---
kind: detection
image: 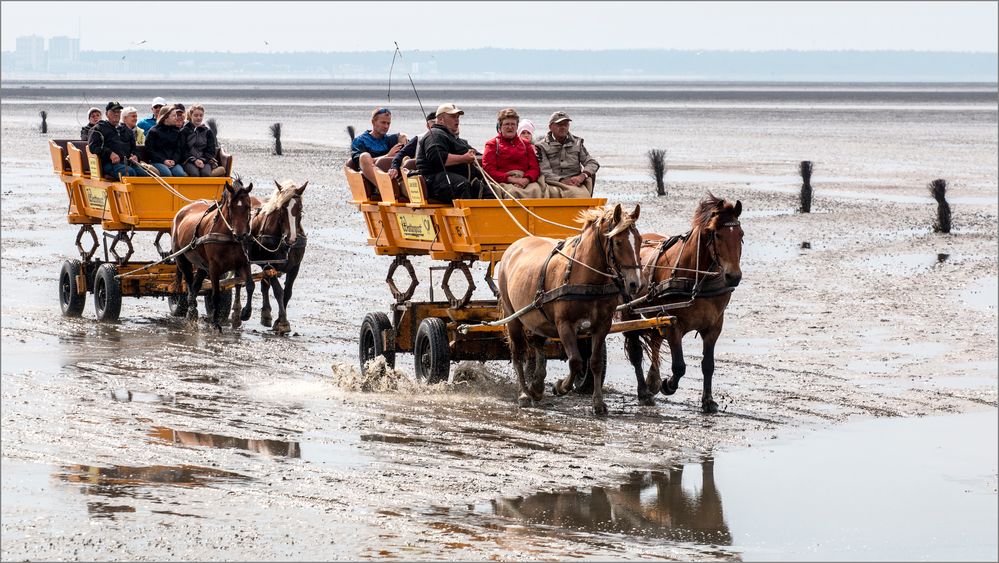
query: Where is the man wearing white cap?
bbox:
[137,96,167,133]
[415,103,489,203]
[536,110,600,198]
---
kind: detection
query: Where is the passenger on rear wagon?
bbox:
[144,105,187,177]
[482,108,543,199]
[179,104,226,177]
[87,101,147,178]
[536,111,600,198]
[121,107,145,145]
[80,107,101,140]
[138,97,167,133]
[351,107,407,186]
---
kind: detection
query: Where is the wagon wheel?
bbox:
[358,312,395,371]
[167,293,189,317]
[58,260,86,317]
[414,317,450,384]
[203,289,233,325]
[93,263,122,322]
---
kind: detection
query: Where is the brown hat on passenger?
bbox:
[157,105,174,124]
[549,111,571,124]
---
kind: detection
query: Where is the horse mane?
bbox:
[576,206,634,236]
[260,180,299,215]
[693,191,736,231]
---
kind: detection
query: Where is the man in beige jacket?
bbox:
[535,111,600,198]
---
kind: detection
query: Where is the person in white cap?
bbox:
[415,103,489,203]
[536,110,600,198]
[137,96,167,133]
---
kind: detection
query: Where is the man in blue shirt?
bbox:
[351,107,407,186]
[137,96,167,133]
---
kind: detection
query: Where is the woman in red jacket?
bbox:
[482,108,543,199]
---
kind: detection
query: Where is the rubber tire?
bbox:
[359,312,395,371]
[59,260,86,317]
[414,317,450,384]
[203,288,233,324]
[167,293,189,317]
[93,263,122,322]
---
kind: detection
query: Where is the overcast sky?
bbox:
[2,1,997,53]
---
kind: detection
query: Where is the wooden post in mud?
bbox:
[207,118,218,137]
[929,178,952,233]
[648,148,667,196]
[799,160,813,213]
[270,122,283,155]
[39,110,47,134]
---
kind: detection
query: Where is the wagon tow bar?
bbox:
[111,239,198,280]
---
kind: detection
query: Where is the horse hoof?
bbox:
[213,323,223,333]
[646,379,662,395]
[517,394,534,408]
[661,380,679,396]
[593,402,608,416]
[638,394,656,407]
[273,322,291,335]
[552,380,569,396]
[240,308,252,322]
[260,315,272,328]
[702,400,719,414]
[231,319,242,330]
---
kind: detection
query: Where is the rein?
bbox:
[644,219,741,301]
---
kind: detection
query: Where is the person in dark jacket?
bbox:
[389,111,435,180]
[178,104,225,177]
[144,105,187,177]
[416,103,489,203]
[87,101,146,178]
[80,107,101,140]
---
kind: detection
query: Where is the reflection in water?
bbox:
[149,427,300,458]
[800,241,811,249]
[487,459,732,545]
[58,463,249,519]
[937,253,950,263]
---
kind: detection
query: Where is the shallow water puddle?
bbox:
[149,426,301,457]
[417,410,997,560]
[959,275,999,312]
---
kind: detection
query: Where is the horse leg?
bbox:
[282,264,300,308]
[528,334,548,401]
[587,331,610,416]
[230,279,242,329]
[661,328,686,396]
[506,319,533,408]
[626,330,655,406]
[700,325,722,414]
[269,276,291,335]
[239,264,254,323]
[572,337,594,394]
[208,267,223,332]
[187,266,207,323]
[645,332,664,394]
[552,322,584,396]
[259,276,273,327]
[176,254,198,322]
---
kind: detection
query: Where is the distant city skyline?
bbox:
[1,1,997,54]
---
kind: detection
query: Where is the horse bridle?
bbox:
[250,194,305,253]
[599,222,643,298]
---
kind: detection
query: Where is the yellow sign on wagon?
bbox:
[396,213,436,242]
[405,177,424,205]
[83,185,108,210]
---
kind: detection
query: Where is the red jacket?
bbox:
[482,134,540,183]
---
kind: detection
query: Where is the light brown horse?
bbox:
[623,192,743,412]
[246,179,308,335]
[498,203,643,415]
[171,179,254,331]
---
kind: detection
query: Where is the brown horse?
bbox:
[246,179,308,335]
[498,203,643,415]
[623,192,743,412]
[171,179,254,331]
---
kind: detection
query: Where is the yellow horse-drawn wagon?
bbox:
[347,164,672,383]
[51,139,267,322]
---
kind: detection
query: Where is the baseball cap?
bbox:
[426,111,437,121]
[436,103,464,116]
[549,111,571,124]
[152,96,167,107]
[106,101,123,112]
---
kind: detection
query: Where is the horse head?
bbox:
[696,192,743,287]
[596,203,644,299]
[224,178,254,242]
[261,179,308,245]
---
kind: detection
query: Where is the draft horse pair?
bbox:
[170,178,307,333]
[499,193,743,415]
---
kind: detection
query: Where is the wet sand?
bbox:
[1,83,997,560]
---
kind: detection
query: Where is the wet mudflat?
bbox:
[2,81,997,560]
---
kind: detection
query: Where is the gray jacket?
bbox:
[536,132,599,183]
